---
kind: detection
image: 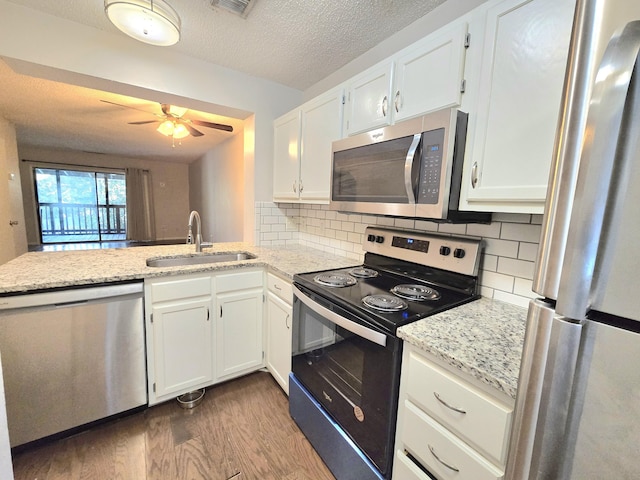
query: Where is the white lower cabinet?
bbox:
[145,274,215,405]
[215,270,264,380]
[393,345,514,480]
[265,272,293,394]
[145,269,265,406]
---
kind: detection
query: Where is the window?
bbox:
[34,168,127,243]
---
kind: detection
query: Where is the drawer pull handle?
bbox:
[428,445,460,472]
[274,284,281,290]
[433,392,467,414]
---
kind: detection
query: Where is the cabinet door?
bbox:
[273,109,301,201]
[150,298,214,401]
[299,88,344,203]
[216,288,264,379]
[266,291,292,394]
[460,0,575,213]
[345,62,394,136]
[394,21,468,122]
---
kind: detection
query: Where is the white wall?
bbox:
[19,146,190,244]
[0,0,303,241]
[0,116,27,264]
[189,128,245,242]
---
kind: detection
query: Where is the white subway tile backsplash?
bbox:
[483,238,519,258]
[518,242,538,261]
[466,222,501,239]
[513,278,536,299]
[437,223,467,235]
[493,290,531,309]
[480,270,515,291]
[259,202,542,308]
[497,257,535,280]
[501,222,542,243]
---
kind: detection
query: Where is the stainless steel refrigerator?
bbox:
[505,0,640,478]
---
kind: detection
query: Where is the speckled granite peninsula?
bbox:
[0,242,360,294]
[398,297,527,399]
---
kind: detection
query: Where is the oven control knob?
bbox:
[453,248,466,259]
[440,246,451,256]
[375,235,384,243]
[367,234,376,242]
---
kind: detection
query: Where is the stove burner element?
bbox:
[349,267,379,278]
[391,284,441,301]
[313,273,357,287]
[362,294,408,312]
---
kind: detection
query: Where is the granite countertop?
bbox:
[398,297,527,400]
[0,243,526,400]
[0,243,360,294]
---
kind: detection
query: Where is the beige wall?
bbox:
[19,146,190,245]
[0,116,27,264]
[189,128,245,242]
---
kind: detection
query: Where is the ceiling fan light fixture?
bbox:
[156,119,175,136]
[157,120,189,139]
[172,123,190,139]
[104,0,181,46]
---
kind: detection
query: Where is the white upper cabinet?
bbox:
[459,0,576,213]
[273,109,301,202]
[344,18,470,136]
[299,89,344,202]
[273,88,343,204]
[344,62,394,135]
[393,21,469,123]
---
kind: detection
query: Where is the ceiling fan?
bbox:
[100,100,234,138]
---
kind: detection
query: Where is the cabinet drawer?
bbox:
[149,275,212,303]
[215,269,263,293]
[402,401,504,480]
[267,272,292,304]
[405,350,512,465]
[394,449,433,480]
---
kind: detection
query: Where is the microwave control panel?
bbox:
[417,127,445,205]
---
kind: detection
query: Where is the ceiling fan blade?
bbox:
[100,99,162,117]
[190,119,234,132]
[180,121,204,137]
[128,120,160,125]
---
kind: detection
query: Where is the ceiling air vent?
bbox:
[210,0,256,18]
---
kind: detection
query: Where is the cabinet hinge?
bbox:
[460,79,466,93]
[153,383,156,393]
[464,32,471,48]
[150,313,153,324]
[263,294,265,303]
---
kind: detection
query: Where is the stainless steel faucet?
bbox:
[187,210,203,252]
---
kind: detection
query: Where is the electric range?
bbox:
[289,227,483,480]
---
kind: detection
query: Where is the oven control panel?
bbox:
[363,227,482,276]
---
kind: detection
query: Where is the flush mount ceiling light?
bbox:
[104,0,181,46]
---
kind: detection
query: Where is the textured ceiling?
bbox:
[0,0,448,162]
[5,0,447,90]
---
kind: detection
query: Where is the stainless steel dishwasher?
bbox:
[0,282,147,447]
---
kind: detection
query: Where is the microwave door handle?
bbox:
[293,285,387,347]
[404,134,421,204]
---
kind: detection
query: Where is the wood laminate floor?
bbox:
[11,372,335,480]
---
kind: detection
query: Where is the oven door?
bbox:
[291,284,402,477]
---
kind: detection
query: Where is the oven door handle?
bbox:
[293,285,388,347]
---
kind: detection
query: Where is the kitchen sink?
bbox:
[146,252,256,267]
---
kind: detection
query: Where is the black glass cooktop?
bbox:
[294,254,479,333]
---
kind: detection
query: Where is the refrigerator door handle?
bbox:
[556,21,640,318]
[505,299,583,479]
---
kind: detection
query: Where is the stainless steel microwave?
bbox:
[330,108,490,223]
